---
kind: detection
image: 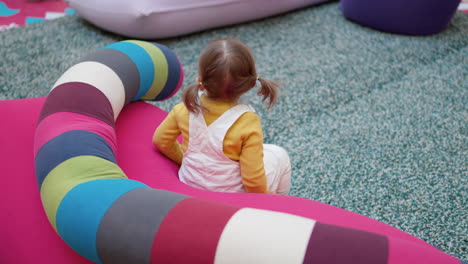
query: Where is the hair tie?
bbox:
[198,81,203,86]
[256,76,260,81]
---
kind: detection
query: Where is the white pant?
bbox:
[263,144,291,195]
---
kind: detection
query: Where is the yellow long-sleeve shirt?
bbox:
[152,94,268,193]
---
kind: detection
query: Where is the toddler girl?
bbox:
[153,38,291,194]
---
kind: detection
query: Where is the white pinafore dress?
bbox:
[179,104,291,194]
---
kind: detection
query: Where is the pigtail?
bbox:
[257,77,279,109]
[182,84,202,113]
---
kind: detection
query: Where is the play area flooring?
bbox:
[0,0,467,31]
[0,0,73,31]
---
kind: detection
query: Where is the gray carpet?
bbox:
[0,2,467,260]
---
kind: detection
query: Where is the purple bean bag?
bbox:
[340,0,461,35]
[67,0,330,39]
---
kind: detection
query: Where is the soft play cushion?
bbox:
[1,98,462,264]
[339,0,461,35]
[67,0,330,39]
[0,41,462,264]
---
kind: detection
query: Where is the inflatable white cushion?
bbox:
[68,0,329,39]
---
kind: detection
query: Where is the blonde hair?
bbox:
[183,38,279,113]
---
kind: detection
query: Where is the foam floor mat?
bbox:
[0,0,73,31]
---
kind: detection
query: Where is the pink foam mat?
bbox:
[0,0,71,30]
